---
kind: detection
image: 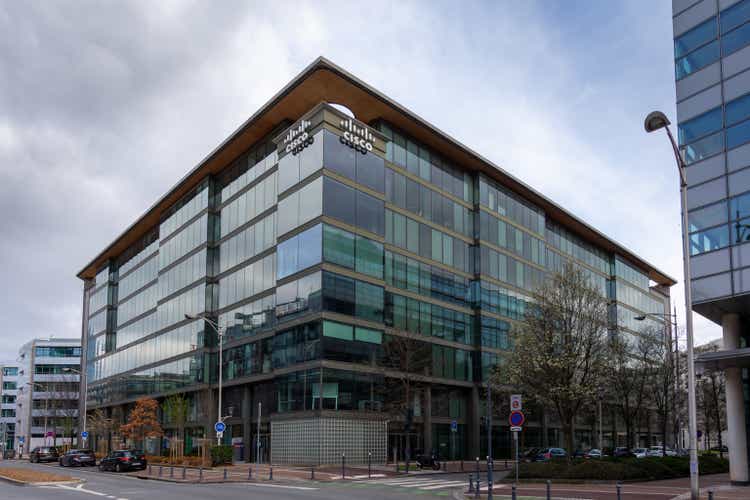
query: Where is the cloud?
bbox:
[0,0,719,363]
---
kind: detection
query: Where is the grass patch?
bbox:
[514,455,728,481]
[0,467,74,483]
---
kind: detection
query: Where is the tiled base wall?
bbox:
[271,417,387,465]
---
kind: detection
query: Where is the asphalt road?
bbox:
[0,461,464,500]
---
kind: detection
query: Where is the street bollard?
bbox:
[368,451,372,478]
[149,464,152,475]
[248,466,252,480]
[468,474,474,493]
[475,456,480,479]
[511,484,517,500]
[474,477,480,499]
[269,466,273,480]
[311,466,315,480]
[223,467,227,480]
[341,453,345,479]
[199,466,203,482]
[616,482,622,500]
[170,466,174,478]
[546,480,551,500]
[159,465,163,477]
[182,466,186,480]
[708,490,714,500]
[461,459,464,472]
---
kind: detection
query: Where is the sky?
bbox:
[0,0,719,362]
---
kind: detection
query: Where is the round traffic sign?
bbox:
[214,421,226,433]
[81,431,89,439]
[509,410,525,427]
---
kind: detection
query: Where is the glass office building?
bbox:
[673,0,750,484]
[78,58,673,464]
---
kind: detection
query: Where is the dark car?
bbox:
[98,449,147,472]
[415,452,441,470]
[59,449,96,467]
[535,448,567,461]
[29,446,60,463]
[613,447,636,458]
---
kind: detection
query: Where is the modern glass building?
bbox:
[77,57,674,464]
[672,0,750,484]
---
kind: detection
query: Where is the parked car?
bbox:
[585,448,605,458]
[98,449,147,472]
[59,449,96,467]
[535,448,567,461]
[710,445,728,453]
[571,449,588,459]
[647,446,677,457]
[415,452,441,470]
[612,447,635,458]
[520,448,542,462]
[633,448,649,458]
[29,446,60,463]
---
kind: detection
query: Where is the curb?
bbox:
[0,474,84,487]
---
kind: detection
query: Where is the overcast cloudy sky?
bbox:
[0,0,715,362]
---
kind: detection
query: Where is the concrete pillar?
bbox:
[468,386,480,459]
[423,387,432,455]
[722,313,749,484]
[242,385,252,462]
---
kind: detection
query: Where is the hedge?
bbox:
[210,445,233,466]
[515,455,728,481]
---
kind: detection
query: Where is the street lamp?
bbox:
[185,313,225,446]
[644,110,700,500]
[61,367,85,444]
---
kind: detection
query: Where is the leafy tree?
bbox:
[120,398,163,450]
[503,263,611,456]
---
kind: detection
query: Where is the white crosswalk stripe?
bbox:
[361,476,467,490]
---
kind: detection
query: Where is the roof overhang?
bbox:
[696,347,750,371]
[77,56,677,286]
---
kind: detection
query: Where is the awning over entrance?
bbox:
[695,347,750,372]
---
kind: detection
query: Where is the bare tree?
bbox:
[647,332,674,456]
[163,393,190,461]
[504,264,611,456]
[87,409,115,455]
[696,344,726,457]
[379,332,431,466]
[608,333,658,450]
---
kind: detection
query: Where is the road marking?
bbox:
[55,484,109,496]
[419,481,471,490]
[242,483,318,490]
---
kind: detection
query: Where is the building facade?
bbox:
[78,58,674,464]
[15,339,81,452]
[672,0,750,484]
[0,362,20,454]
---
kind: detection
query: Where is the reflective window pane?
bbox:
[678,107,722,145]
[675,40,720,79]
[690,225,729,255]
[675,17,717,58]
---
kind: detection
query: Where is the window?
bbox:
[727,119,750,149]
[355,147,385,193]
[323,224,355,268]
[675,17,717,58]
[34,346,81,358]
[323,320,353,340]
[689,201,728,233]
[721,0,750,34]
[355,235,384,278]
[322,272,355,316]
[2,382,17,390]
[356,191,385,236]
[1,395,15,404]
[323,177,356,226]
[276,224,322,280]
[675,40,720,80]
[277,177,322,237]
[682,130,724,164]
[678,107,722,145]
[731,191,750,221]
[690,226,730,255]
[355,280,384,323]
[722,21,750,56]
[2,367,18,376]
[324,130,356,180]
[726,93,750,127]
[1,409,15,418]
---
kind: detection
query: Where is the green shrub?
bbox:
[515,455,728,482]
[210,445,233,466]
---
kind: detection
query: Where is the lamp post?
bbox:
[644,110,700,500]
[62,367,85,445]
[185,313,225,446]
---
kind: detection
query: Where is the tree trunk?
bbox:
[562,421,574,460]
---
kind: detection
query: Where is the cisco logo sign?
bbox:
[283,119,313,155]
[339,118,374,154]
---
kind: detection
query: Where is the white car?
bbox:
[633,448,649,458]
[647,446,677,457]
